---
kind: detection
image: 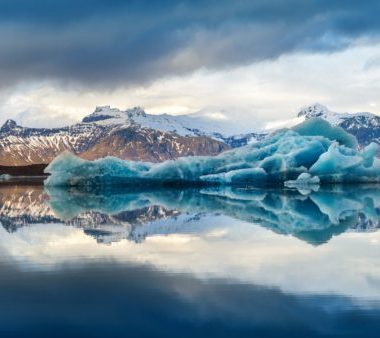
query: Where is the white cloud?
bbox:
[1,42,380,129]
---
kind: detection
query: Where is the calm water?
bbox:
[0,181,380,337]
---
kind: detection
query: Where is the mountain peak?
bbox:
[82,106,146,123]
[82,106,122,123]
[297,103,330,118]
[126,106,146,118]
[1,119,18,131]
[93,105,121,114]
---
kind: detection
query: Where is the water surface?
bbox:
[0,182,380,337]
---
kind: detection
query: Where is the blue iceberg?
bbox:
[44,118,380,187]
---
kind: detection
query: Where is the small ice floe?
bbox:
[284,173,320,194]
[285,173,320,187]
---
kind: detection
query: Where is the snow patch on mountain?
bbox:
[81,105,262,144]
[297,103,379,126]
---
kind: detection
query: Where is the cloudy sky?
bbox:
[1,0,380,127]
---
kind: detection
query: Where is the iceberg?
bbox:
[44,118,380,187]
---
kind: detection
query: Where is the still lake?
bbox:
[0,180,379,337]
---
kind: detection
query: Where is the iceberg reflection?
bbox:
[42,185,380,245]
[0,183,380,303]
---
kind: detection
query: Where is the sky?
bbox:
[1,0,380,128]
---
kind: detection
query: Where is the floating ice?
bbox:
[284,173,320,190]
[44,118,380,187]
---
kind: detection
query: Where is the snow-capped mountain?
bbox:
[82,105,264,145]
[297,103,380,147]
[0,106,230,166]
[0,103,379,167]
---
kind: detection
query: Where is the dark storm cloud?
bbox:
[0,0,380,88]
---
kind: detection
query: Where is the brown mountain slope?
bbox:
[0,121,229,168]
[80,127,228,162]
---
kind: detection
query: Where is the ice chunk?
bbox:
[200,168,267,185]
[284,173,320,188]
[362,142,380,167]
[44,118,380,187]
[45,151,152,187]
[309,143,362,174]
[292,118,358,148]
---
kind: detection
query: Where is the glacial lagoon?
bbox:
[0,181,380,337]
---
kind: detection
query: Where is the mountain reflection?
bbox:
[1,183,379,245]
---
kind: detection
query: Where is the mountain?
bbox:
[82,106,265,146]
[82,104,380,149]
[297,103,380,147]
[1,103,379,168]
[0,106,230,166]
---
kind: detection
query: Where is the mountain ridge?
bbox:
[0,108,230,166]
[0,103,380,168]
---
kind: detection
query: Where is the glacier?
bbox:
[44,118,380,187]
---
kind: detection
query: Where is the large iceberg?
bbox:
[44,118,380,187]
